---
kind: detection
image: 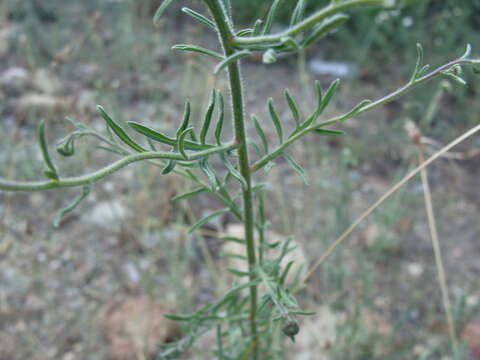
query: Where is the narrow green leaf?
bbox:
[215,92,225,145]
[283,153,309,185]
[176,100,191,138]
[253,115,269,154]
[97,106,147,153]
[318,78,340,114]
[337,99,372,121]
[153,0,175,25]
[128,121,210,151]
[227,268,251,277]
[178,127,194,159]
[164,313,197,321]
[314,128,345,136]
[291,310,316,316]
[200,90,216,145]
[268,98,283,143]
[253,19,263,36]
[220,154,247,189]
[263,0,283,35]
[199,158,218,191]
[301,13,350,49]
[189,208,229,233]
[279,260,294,285]
[162,159,177,174]
[181,7,215,30]
[172,44,224,59]
[53,185,91,228]
[411,42,424,81]
[222,236,245,244]
[236,28,253,36]
[290,0,306,26]
[214,50,252,74]
[284,89,300,126]
[37,119,58,180]
[172,187,206,201]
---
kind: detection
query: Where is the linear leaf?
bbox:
[253,115,269,153]
[318,78,340,114]
[290,0,306,26]
[189,207,229,233]
[97,106,147,153]
[181,7,215,30]
[301,13,350,49]
[176,100,191,138]
[314,128,345,136]
[222,236,246,244]
[178,127,194,159]
[220,154,247,189]
[253,19,263,36]
[199,158,218,191]
[200,90,216,145]
[283,153,309,185]
[153,0,175,25]
[279,260,294,285]
[37,119,58,180]
[262,0,283,35]
[236,28,253,36]
[284,89,300,126]
[172,44,224,59]
[53,185,91,228]
[128,121,211,151]
[162,159,177,174]
[215,92,225,145]
[214,50,252,74]
[268,98,283,143]
[227,268,251,277]
[172,187,207,201]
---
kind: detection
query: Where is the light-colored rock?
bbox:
[32,68,63,94]
[16,93,72,120]
[103,296,179,360]
[83,200,127,228]
[0,67,30,94]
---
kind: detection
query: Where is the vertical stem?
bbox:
[203,0,258,357]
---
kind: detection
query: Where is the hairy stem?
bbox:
[0,142,238,192]
[203,0,259,357]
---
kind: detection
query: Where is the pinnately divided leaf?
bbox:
[97,106,147,153]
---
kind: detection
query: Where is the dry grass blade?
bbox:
[414,127,460,359]
[299,123,480,289]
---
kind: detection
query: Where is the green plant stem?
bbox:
[0,141,238,192]
[250,57,479,172]
[233,0,386,48]
[203,0,258,357]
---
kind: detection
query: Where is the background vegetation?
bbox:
[1,0,479,359]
